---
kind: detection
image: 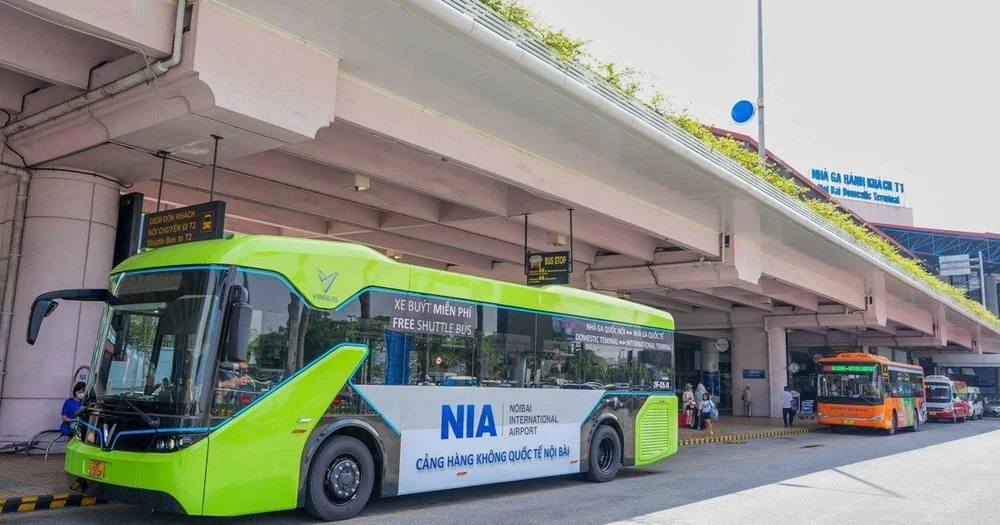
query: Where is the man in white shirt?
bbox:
[780,386,795,427]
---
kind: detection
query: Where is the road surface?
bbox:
[3,420,996,524]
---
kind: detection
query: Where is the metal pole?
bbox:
[209,134,222,202]
[155,152,167,212]
[979,251,987,305]
[523,214,529,276]
[756,0,766,165]
[568,208,574,274]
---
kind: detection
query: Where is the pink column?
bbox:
[0,170,118,441]
[732,326,770,418]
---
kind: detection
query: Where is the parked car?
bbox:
[966,386,985,420]
[983,397,1000,418]
[442,376,477,387]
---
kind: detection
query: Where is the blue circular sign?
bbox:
[731,100,755,124]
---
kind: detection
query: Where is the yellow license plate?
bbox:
[928,411,938,416]
[87,459,106,479]
[842,420,855,425]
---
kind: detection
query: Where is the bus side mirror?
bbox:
[26,300,58,345]
[224,301,252,362]
[26,289,120,345]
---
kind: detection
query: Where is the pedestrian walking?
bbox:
[781,386,795,427]
[741,384,752,417]
[698,393,715,436]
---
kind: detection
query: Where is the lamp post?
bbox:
[756,0,766,165]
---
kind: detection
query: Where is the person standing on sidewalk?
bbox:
[698,393,715,436]
[780,386,795,427]
[682,384,696,429]
[742,384,752,417]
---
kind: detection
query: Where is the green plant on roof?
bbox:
[480,0,1000,329]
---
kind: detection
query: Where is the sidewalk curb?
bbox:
[0,494,106,514]
[679,426,828,447]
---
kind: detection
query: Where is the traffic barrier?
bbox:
[679,425,827,447]
[0,493,105,514]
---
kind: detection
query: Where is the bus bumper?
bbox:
[68,474,186,514]
[64,439,207,515]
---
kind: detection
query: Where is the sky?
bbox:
[523,0,1000,232]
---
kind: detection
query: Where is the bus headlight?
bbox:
[816,411,828,418]
[871,414,885,421]
[152,433,202,453]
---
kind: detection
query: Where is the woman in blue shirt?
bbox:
[60,382,86,436]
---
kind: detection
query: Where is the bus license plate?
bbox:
[87,460,105,479]
[842,420,854,425]
[928,411,938,416]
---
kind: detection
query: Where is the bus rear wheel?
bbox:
[909,409,919,432]
[305,435,375,522]
[584,425,621,483]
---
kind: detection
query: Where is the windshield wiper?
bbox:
[122,398,161,429]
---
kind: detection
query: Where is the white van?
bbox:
[967,386,985,420]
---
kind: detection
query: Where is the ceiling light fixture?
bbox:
[344,173,370,192]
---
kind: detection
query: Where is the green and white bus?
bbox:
[27,235,677,520]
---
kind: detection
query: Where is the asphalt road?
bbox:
[4,419,998,524]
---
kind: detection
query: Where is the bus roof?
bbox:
[818,353,921,369]
[113,235,674,330]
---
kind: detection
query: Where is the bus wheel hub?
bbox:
[326,458,361,502]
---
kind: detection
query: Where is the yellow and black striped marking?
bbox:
[679,426,827,447]
[0,494,104,514]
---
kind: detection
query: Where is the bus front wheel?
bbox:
[584,425,621,483]
[885,411,897,436]
[305,435,375,522]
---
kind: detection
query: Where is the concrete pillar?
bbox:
[767,327,788,419]
[986,275,998,317]
[0,170,118,441]
[732,326,768,417]
[700,340,719,402]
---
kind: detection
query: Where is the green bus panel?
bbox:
[201,344,368,516]
[113,236,674,330]
[634,395,678,466]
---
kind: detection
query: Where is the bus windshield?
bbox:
[90,269,225,420]
[925,384,952,403]
[816,362,883,402]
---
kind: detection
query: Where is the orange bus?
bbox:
[815,353,925,435]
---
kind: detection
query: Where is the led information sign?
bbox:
[143,201,226,249]
[526,251,570,286]
[822,364,877,374]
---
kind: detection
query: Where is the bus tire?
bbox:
[909,409,919,432]
[584,425,621,483]
[305,435,375,522]
[885,411,897,436]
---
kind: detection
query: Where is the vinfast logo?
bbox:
[317,269,338,293]
[101,423,117,450]
[313,269,339,303]
[441,404,497,439]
